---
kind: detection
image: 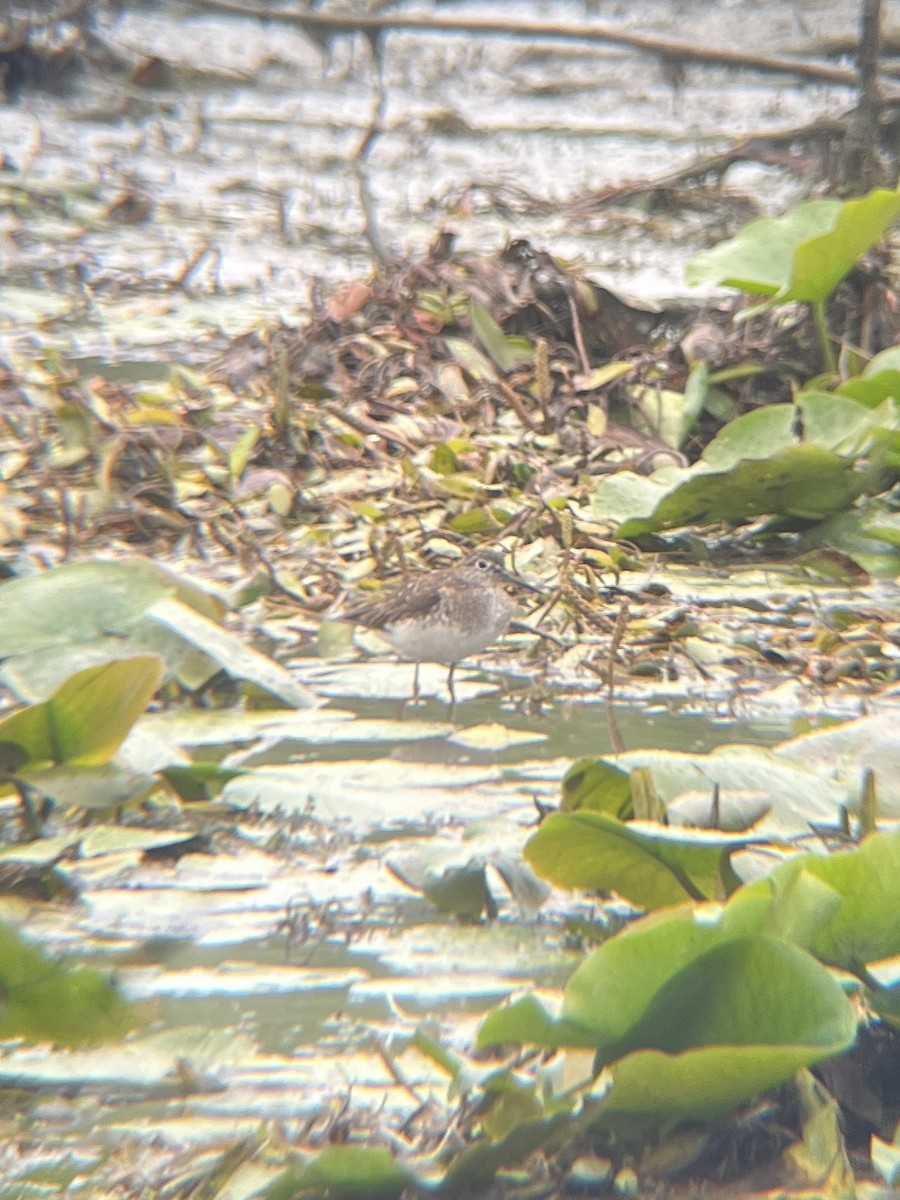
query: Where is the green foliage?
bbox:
[737,832,900,972]
[470,305,534,372]
[0,558,313,708]
[0,922,133,1047]
[619,187,900,547]
[685,187,900,303]
[0,656,164,767]
[0,655,163,822]
[265,1146,415,1200]
[592,394,900,552]
[525,811,745,908]
[561,758,633,817]
[478,838,872,1129]
[838,345,900,408]
[478,751,900,1150]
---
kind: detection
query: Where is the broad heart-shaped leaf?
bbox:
[480,920,854,1131]
[478,993,602,1051]
[611,745,846,835]
[563,920,853,1063]
[783,187,900,304]
[266,1146,416,1200]
[561,899,821,1052]
[598,938,855,1128]
[603,1043,847,1129]
[0,557,225,660]
[0,922,134,1047]
[777,711,900,818]
[593,394,900,535]
[685,198,841,295]
[0,655,164,766]
[561,758,633,817]
[0,559,311,705]
[605,936,853,1061]
[593,449,874,537]
[524,811,748,910]
[740,830,900,974]
[696,402,796,468]
[0,559,171,658]
[685,187,900,303]
[797,394,900,458]
[702,395,900,468]
[838,346,900,408]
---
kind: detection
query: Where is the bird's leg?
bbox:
[396,662,420,721]
[447,663,457,723]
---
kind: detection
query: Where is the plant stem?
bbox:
[813,301,836,375]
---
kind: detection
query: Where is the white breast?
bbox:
[384,596,514,664]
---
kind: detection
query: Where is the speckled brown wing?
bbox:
[342,570,449,631]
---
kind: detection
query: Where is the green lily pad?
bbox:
[0,559,312,706]
[0,655,164,767]
[146,598,316,709]
[0,921,134,1047]
[602,935,852,1061]
[594,449,861,537]
[597,936,855,1126]
[746,831,900,972]
[524,811,747,909]
[686,198,841,296]
[838,346,900,408]
[481,905,855,1131]
[0,560,171,659]
[613,744,847,834]
[784,188,900,304]
[777,712,900,817]
[0,558,225,661]
[266,1146,416,1200]
[685,187,900,304]
[561,758,633,818]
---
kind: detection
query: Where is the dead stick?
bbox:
[197,0,865,87]
[323,400,417,452]
[606,600,629,755]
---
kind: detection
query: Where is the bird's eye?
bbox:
[476,558,489,569]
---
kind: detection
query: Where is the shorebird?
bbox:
[343,549,541,717]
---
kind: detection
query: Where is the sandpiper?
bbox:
[343,549,541,716]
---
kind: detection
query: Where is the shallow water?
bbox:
[1,0,864,359]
